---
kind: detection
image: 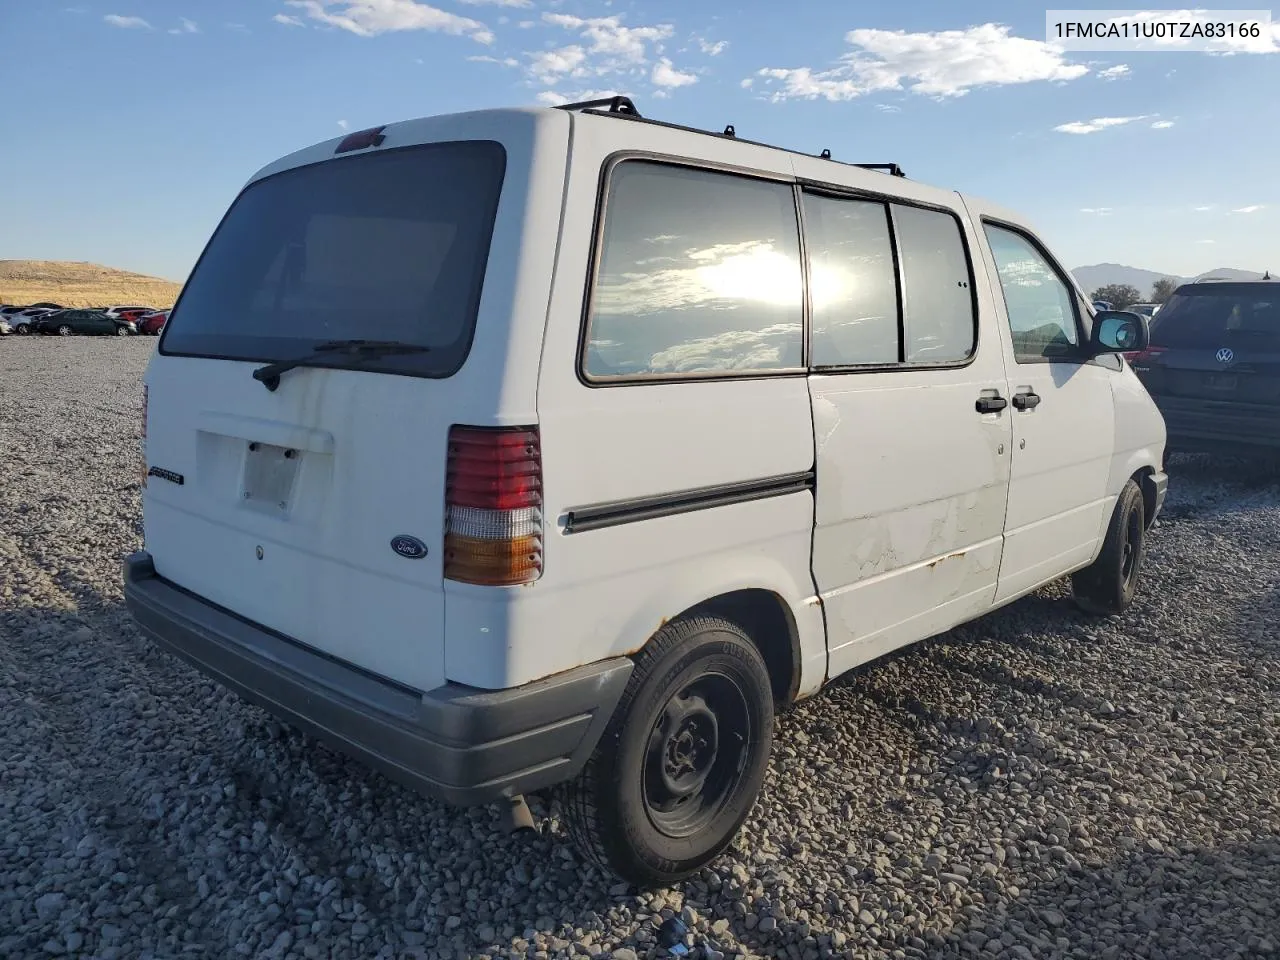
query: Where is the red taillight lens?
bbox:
[444,426,543,586]
[140,384,149,488]
[1124,346,1167,366]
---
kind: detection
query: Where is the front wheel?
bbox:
[1072,478,1147,615]
[558,616,774,887]
[116,325,130,336]
[15,324,30,335]
[57,325,74,336]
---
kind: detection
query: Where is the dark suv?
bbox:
[1129,280,1280,460]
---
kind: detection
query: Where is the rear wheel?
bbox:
[15,324,30,335]
[57,324,74,337]
[116,325,130,336]
[1072,478,1147,616]
[558,616,774,887]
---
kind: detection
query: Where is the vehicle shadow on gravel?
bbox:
[930,833,1280,959]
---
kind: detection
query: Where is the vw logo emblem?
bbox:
[1215,347,1234,364]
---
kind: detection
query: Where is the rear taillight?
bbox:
[140,384,148,488]
[444,425,543,586]
[1124,346,1167,367]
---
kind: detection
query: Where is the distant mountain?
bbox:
[1071,262,1270,298]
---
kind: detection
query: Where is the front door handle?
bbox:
[1012,391,1041,410]
[975,395,1008,414]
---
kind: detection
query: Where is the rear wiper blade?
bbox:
[252,339,431,391]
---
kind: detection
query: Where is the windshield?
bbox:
[1151,286,1280,349]
[160,139,507,378]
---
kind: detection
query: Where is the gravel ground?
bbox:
[2,336,1278,960]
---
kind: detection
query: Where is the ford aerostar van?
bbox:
[124,97,1167,887]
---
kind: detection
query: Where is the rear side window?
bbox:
[803,194,899,366]
[1151,288,1280,349]
[583,161,803,380]
[892,204,976,363]
[162,140,506,377]
[801,193,975,368]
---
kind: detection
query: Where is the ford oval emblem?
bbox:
[390,535,428,559]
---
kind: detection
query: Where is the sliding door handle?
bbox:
[975,395,1008,414]
[1012,391,1041,410]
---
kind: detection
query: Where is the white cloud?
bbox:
[525,13,692,96]
[697,38,727,56]
[1193,205,1215,212]
[1098,64,1130,79]
[284,0,494,44]
[226,22,249,32]
[528,45,588,83]
[457,0,530,5]
[1053,115,1147,134]
[1198,239,1217,244]
[652,57,697,89]
[1151,119,1175,129]
[469,54,519,66]
[104,14,150,29]
[1231,205,1264,214]
[274,13,305,26]
[740,77,754,89]
[1080,207,1113,215]
[875,103,901,113]
[754,23,1090,102]
[168,18,199,34]
[337,119,349,130]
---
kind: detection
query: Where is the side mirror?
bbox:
[1091,310,1149,355]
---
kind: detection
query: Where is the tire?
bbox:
[558,616,774,888]
[116,325,130,336]
[15,324,29,335]
[1072,478,1147,616]
[57,325,74,336]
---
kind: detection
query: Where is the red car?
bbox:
[136,310,169,335]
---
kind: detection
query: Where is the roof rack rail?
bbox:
[555,96,642,117]
[854,163,906,178]
[552,96,907,178]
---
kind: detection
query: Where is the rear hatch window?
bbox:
[1151,286,1280,349]
[160,140,506,378]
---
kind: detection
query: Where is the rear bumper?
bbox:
[122,551,631,806]
[1155,396,1280,453]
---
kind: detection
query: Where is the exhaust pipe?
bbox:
[501,794,535,835]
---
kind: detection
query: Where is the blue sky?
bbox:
[2,1,1277,283]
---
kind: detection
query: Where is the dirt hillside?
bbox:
[0,260,181,309]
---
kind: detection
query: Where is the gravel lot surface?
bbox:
[2,337,1278,960]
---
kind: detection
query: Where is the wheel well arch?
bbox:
[680,588,802,705]
[1131,465,1157,527]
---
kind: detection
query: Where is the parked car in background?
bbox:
[34,309,137,336]
[8,307,59,334]
[104,305,154,319]
[123,99,1168,887]
[1126,302,1161,322]
[1128,279,1279,462]
[137,310,169,335]
[0,317,11,336]
[1093,300,1114,311]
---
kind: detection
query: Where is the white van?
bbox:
[124,97,1167,887]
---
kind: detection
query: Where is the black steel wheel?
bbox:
[1072,477,1148,615]
[558,615,774,887]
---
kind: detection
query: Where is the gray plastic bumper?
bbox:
[122,551,631,805]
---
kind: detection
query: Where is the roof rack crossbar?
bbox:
[555,96,642,118]
[553,96,908,178]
